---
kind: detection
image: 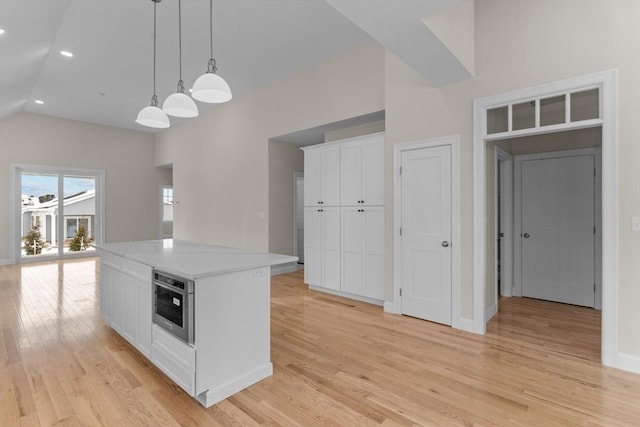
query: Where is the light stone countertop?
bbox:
[96,239,298,280]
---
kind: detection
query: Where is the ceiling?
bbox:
[0,0,466,133]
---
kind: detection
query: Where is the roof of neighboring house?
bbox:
[22,189,95,214]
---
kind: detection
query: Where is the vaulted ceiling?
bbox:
[0,0,471,132]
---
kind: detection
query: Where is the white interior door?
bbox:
[520,154,595,307]
[295,175,304,263]
[400,145,452,325]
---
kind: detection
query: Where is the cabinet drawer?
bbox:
[100,252,122,270]
[152,340,195,395]
[152,325,195,372]
[122,258,152,282]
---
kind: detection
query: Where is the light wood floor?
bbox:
[2,258,640,426]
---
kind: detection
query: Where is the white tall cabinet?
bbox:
[302,132,385,304]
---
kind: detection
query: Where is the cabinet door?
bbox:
[111,270,124,332]
[137,278,152,357]
[363,207,385,300]
[304,150,322,206]
[100,263,113,323]
[122,274,138,345]
[362,137,385,206]
[341,207,363,295]
[321,147,341,206]
[304,208,322,286]
[322,207,341,290]
[340,142,362,206]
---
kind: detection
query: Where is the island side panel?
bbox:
[194,266,272,403]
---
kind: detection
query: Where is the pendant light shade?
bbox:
[137,100,170,128]
[191,0,232,103]
[163,89,199,117]
[137,0,170,129]
[163,0,198,118]
[192,59,232,103]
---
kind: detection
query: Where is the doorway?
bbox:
[12,164,104,262]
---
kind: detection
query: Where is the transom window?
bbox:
[485,87,600,136]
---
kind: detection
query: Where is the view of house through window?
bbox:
[161,186,173,238]
[20,169,99,259]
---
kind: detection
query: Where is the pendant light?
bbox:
[191,0,232,103]
[136,0,170,129]
[163,0,199,117]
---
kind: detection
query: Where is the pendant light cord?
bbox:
[209,0,213,59]
[153,1,157,96]
[178,0,182,82]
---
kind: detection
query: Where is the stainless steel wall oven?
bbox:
[152,270,194,345]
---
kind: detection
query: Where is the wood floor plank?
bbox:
[1,259,640,426]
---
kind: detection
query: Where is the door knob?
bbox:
[523,233,530,238]
[441,241,449,247]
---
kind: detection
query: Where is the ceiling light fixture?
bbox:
[191,0,232,103]
[35,100,44,105]
[136,0,170,129]
[0,29,5,35]
[163,0,198,118]
[60,50,74,57]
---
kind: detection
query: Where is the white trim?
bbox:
[513,148,600,303]
[393,135,465,330]
[309,285,384,307]
[10,163,105,264]
[485,302,497,323]
[383,301,397,314]
[292,171,304,262]
[0,258,12,266]
[496,148,513,299]
[270,261,298,276]
[614,352,640,375]
[473,70,619,368]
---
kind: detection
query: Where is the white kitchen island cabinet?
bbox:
[97,239,297,408]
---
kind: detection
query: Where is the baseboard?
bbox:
[613,352,640,375]
[452,317,476,333]
[0,258,12,266]
[383,301,398,314]
[270,262,298,276]
[485,302,498,323]
[195,363,273,408]
[308,285,384,307]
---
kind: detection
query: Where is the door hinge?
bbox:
[400,288,402,297]
[399,227,402,236]
[594,283,596,293]
[399,166,403,175]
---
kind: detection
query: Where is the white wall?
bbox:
[0,112,171,262]
[385,0,640,358]
[155,42,385,251]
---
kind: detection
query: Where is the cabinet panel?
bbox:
[322,147,341,206]
[304,208,322,286]
[340,143,362,206]
[111,270,124,332]
[304,151,322,206]
[322,207,341,290]
[363,207,385,300]
[137,280,152,357]
[362,138,385,206]
[122,274,138,345]
[100,263,113,323]
[341,208,363,295]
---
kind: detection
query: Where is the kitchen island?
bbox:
[96,239,297,407]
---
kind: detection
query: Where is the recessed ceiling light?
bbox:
[60,50,73,57]
[0,29,5,35]
[35,100,44,105]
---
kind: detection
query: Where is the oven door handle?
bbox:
[154,281,187,295]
